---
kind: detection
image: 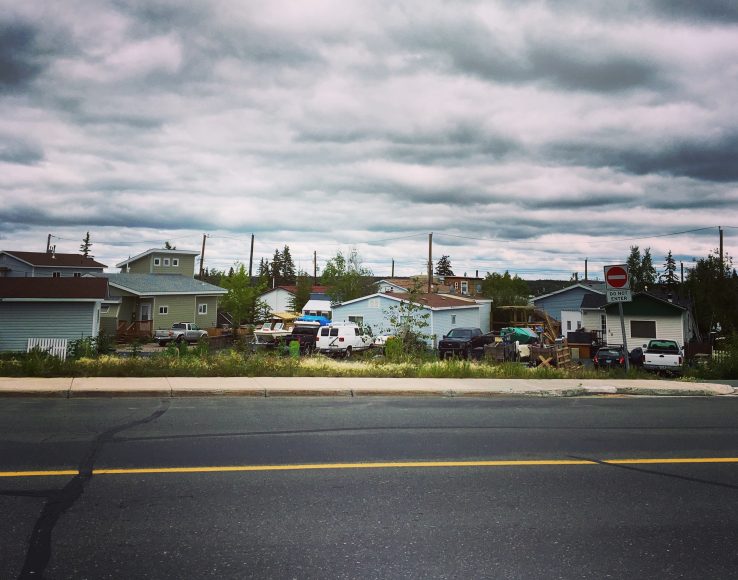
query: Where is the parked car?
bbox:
[282,324,321,354]
[438,327,495,359]
[315,322,372,358]
[593,346,626,370]
[642,339,683,375]
[155,322,208,346]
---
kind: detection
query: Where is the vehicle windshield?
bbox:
[447,329,472,338]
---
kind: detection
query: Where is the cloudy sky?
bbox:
[2,0,737,280]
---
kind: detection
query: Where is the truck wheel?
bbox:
[176,335,183,344]
[344,346,352,359]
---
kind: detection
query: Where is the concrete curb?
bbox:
[0,377,733,398]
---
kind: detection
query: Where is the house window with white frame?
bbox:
[159,305,168,315]
[173,258,179,267]
[348,315,363,327]
[163,258,170,266]
[461,281,469,294]
[73,272,81,277]
[52,271,61,278]
[154,257,161,266]
[198,303,207,315]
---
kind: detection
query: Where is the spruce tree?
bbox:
[659,250,679,287]
[640,248,657,290]
[80,232,92,257]
[281,245,296,284]
[271,249,283,285]
[626,246,643,291]
[434,255,454,276]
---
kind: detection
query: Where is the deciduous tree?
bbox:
[321,248,374,304]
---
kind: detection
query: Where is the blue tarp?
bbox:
[297,315,331,326]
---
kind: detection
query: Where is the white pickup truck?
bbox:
[155,322,208,346]
[642,339,683,375]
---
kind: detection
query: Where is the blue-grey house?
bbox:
[532,283,605,323]
[0,277,109,352]
[0,250,106,278]
[332,292,490,347]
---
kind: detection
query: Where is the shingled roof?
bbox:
[2,250,107,269]
[0,277,109,300]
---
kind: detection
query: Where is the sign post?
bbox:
[604,265,632,372]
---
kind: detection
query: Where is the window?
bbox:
[600,314,607,335]
[198,303,207,315]
[52,272,61,278]
[348,316,364,326]
[461,281,469,294]
[159,306,169,315]
[630,320,657,339]
[163,258,170,266]
[173,258,179,267]
[154,258,161,266]
[577,321,582,330]
[368,299,380,309]
[567,320,572,331]
[454,282,459,289]
[451,315,457,324]
[73,272,81,277]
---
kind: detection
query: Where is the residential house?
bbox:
[260,285,328,314]
[331,292,488,347]
[99,249,227,338]
[580,292,697,348]
[302,292,332,319]
[0,277,109,352]
[532,282,605,323]
[0,250,106,278]
[441,275,484,297]
[375,276,452,294]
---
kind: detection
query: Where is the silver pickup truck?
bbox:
[155,322,208,346]
[642,339,683,375]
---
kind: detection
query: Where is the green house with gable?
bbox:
[99,249,226,340]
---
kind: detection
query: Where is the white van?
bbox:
[315,322,372,358]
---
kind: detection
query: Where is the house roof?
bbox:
[533,282,606,302]
[103,273,226,296]
[302,299,332,311]
[2,250,107,269]
[582,291,688,311]
[115,248,200,269]
[0,277,109,300]
[337,292,479,311]
[264,285,329,296]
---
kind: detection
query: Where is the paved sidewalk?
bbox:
[0,377,734,397]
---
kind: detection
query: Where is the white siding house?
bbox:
[260,287,296,313]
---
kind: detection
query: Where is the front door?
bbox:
[140,303,152,322]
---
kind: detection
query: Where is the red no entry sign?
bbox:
[604,265,629,289]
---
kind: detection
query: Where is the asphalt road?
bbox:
[2,396,738,579]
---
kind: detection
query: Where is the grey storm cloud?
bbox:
[551,134,738,184]
[0,22,44,91]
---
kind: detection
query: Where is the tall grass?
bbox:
[0,348,666,379]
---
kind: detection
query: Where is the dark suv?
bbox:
[593,346,625,369]
[282,325,320,353]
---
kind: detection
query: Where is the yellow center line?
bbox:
[2,457,738,478]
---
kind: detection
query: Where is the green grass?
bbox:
[0,349,673,380]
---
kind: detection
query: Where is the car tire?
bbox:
[344,346,352,359]
[176,335,183,344]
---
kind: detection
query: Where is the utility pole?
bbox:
[680,261,684,283]
[584,258,588,281]
[313,251,317,284]
[391,259,395,277]
[248,234,254,280]
[46,234,52,253]
[199,234,207,278]
[427,232,433,293]
[719,226,724,276]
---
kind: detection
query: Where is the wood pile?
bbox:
[529,344,572,368]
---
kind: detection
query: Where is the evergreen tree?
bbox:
[434,255,454,276]
[281,245,296,284]
[640,248,657,290]
[80,232,92,257]
[626,246,643,291]
[227,266,235,278]
[685,250,738,336]
[257,258,270,281]
[659,250,679,287]
[271,249,283,285]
